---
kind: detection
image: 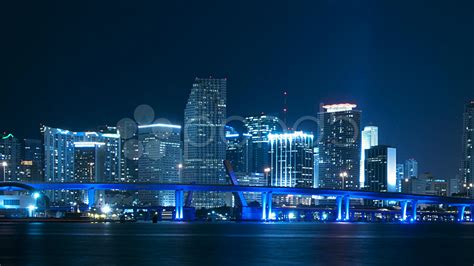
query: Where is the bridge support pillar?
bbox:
[261,192,268,220]
[87,189,96,209]
[174,190,184,220]
[343,196,350,221]
[267,192,272,221]
[471,205,474,222]
[411,200,418,222]
[457,206,466,222]
[336,196,343,221]
[400,201,408,221]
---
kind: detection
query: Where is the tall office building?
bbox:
[364,145,397,193]
[396,163,404,192]
[243,115,281,173]
[21,139,43,181]
[268,131,314,188]
[313,147,319,188]
[138,123,182,206]
[404,159,418,179]
[461,101,474,197]
[42,126,121,204]
[360,126,378,188]
[0,133,22,182]
[183,78,227,208]
[225,126,252,174]
[318,103,361,190]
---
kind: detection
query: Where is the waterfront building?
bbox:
[360,126,378,188]
[138,123,182,206]
[364,145,397,193]
[183,78,227,208]
[461,101,474,197]
[318,103,361,190]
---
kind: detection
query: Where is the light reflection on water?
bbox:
[0,222,472,265]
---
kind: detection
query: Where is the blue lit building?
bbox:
[225,126,252,174]
[0,133,22,182]
[360,126,378,188]
[138,123,182,206]
[396,163,404,192]
[461,101,474,197]
[364,145,397,193]
[318,103,361,190]
[42,126,121,204]
[183,78,227,208]
[404,159,419,179]
[243,115,281,174]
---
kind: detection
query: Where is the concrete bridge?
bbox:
[1,181,473,222]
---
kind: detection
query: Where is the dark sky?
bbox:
[1,0,473,179]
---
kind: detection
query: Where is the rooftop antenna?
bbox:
[282,91,288,129]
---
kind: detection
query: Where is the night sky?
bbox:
[1,1,473,179]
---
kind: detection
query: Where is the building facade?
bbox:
[404,159,419,179]
[138,123,182,206]
[183,78,227,208]
[461,101,474,197]
[0,133,22,182]
[243,115,281,174]
[364,145,397,193]
[360,126,378,188]
[318,103,361,190]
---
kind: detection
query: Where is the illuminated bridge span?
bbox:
[1,181,473,222]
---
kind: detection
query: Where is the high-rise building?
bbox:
[183,77,227,208]
[0,133,22,182]
[461,101,474,197]
[313,147,319,188]
[364,145,397,193]
[42,126,121,203]
[268,131,314,188]
[243,115,281,173]
[360,126,378,188]
[396,163,404,192]
[21,139,43,181]
[138,123,182,206]
[404,159,418,179]
[225,126,252,174]
[318,103,361,190]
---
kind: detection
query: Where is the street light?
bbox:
[2,162,7,182]
[339,171,348,190]
[264,167,271,186]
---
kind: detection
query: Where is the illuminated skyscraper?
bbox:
[364,145,397,193]
[268,131,314,188]
[183,78,227,208]
[138,123,182,206]
[461,101,474,197]
[225,126,252,174]
[404,159,418,179]
[396,163,404,192]
[318,103,361,190]
[360,126,378,188]
[0,133,22,181]
[21,139,43,181]
[42,126,121,203]
[243,115,281,173]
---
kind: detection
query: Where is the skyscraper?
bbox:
[396,163,404,192]
[42,126,121,204]
[404,159,418,179]
[183,78,227,208]
[22,139,43,181]
[364,145,397,193]
[225,126,252,174]
[268,131,314,188]
[318,103,361,190]
[360,126,378,188]
[0,133,22,182]
[461,101,474,197]
[138,123,182,206]
[243,115,281,173]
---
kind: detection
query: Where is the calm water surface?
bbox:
[0,222,473,265]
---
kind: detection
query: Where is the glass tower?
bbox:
[404,159,418,179]
[461,101,474,197]
[138,123,182,206]
[364,145,397,193]
[318,103,361,190]
[183,78,227,208]
[360,126,378,188]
